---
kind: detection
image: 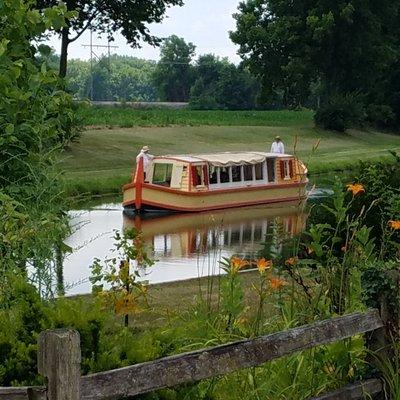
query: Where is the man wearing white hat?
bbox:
[270,136,285,154]
[136,145,154,180]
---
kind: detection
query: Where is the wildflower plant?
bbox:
[219,256,249,332]
[291,178,376,315]
[90,228,153,327]
[251,258,279,336]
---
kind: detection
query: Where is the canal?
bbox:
[63,185,332,295]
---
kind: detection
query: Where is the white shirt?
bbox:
[270,141,285,154]
[136,151,154,173]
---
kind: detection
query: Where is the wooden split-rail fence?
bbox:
[0,308,390,400]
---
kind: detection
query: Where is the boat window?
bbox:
[153,163,173,186]
[209,166,218,184]
[192,165,204,186]
[243,164,253,181]
[220,167,230,183]
[232,165,242,182]
[203,165,209,185]
[283,160,293,179]
[267,159,275,182]
[255,163,264,180]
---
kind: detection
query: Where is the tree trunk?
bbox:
[59,26,70,78]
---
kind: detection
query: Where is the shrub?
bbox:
[0,276,48,386]
[366,104,395,129]
[314,93,365,132]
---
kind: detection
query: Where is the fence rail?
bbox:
[0,309,385,400]
[310,378,382,400]
[0,387,46,400]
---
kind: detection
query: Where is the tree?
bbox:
[231,0,400,125]
[67,58,91,98]
[230,0,314,108]
[107,56,157,101]
[190,55,259,110]
[0,0,74,298]
[88,58,112,100]
[66,55,157,101]
[36,0,183,78]
[0,0,77,187]
[153,35,196,102]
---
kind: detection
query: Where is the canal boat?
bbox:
[122,151,308,213]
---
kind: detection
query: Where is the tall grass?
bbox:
[78,106,314,127]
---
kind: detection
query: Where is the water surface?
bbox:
[64,199,310,295]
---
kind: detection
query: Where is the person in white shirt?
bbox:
[136,145,154,180]
[270,136,285,154]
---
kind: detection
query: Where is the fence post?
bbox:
[366,271,400,368]
[38,329,81,400]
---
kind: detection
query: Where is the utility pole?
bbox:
[82,28,118,101]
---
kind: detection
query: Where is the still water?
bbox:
[64,188,331,295]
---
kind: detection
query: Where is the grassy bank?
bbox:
[62,116,400,196]
[109,272,262,330]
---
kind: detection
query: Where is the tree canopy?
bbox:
[152,37,259,108]
[36,0,183,77]
[0,0,77,187]
[231,0,400,129]
[190,55,259,110]
[67,55,157,101]
[153,35,196,102]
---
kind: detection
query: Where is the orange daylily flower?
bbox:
[346,183,365,196]
[115,293,139,315]
[285,257,298,266]
[255,258,273,273]
[269,277,286,290]
[388,220,400,230]
[230,256,249,273]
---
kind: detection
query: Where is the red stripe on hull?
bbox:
[123,195,306,212]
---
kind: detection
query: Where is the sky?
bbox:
[46,0,243,63]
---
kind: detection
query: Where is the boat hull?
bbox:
[123,182,307,212]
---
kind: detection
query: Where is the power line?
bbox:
[82,28,119,100]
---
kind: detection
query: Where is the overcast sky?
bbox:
[46,0,243,63]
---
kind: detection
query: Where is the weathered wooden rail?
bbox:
[0,308,387,400]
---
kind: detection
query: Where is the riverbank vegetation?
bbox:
[0,0,79,297]
[2,159,399,399]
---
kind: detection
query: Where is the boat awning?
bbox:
[194,152,268,167]
[158,152,292,166]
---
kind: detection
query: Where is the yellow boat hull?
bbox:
[123,182,307,212]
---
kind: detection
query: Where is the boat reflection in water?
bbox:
[123,201,307,281]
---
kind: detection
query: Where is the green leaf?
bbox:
[0,39,10,56]
[5,124,14,135]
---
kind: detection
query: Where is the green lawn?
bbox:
[62,109,400,197]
